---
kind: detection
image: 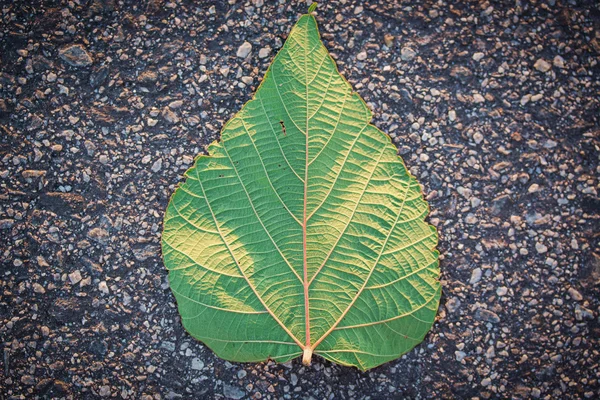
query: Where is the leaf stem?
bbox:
[302,347,313,366]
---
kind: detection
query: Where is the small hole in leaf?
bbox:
[279,120,286,136]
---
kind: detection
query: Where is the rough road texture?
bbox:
[1,0,599,399]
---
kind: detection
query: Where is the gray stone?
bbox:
[400,47,416,61]
[191,357,204,370]
[59,44,93,67]
[161,341,176,352]
[475,308,500,323]
[223,383,245,399]
[470,268,482,284]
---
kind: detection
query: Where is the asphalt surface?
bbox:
[1,0,599,399]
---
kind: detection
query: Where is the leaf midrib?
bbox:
[302,15,311,354]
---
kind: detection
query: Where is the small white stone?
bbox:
[473,93,485,103]
[534,58,551,72]
[448,110,456,121]
[236,41,252,58]
[258,47,271,58]
[47,72,57,82]
[400,47,416,61]
[470,268,482,284]
[473,131,484,144]
[419,153,429,162]
[151,158,162,173]
[33,283,46,294]
[191,357,204,370]
[465,214,478,224]
[99,385,111,397]
[553,55,565,68]
[530,93,543,102]
[356,51,367,61]
[472,52,484,61]
[528,183,540,193]
[69,270,82,285]
[535,242,548,254]
[98,281,109,295]
[496,286,508,296]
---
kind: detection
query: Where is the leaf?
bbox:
[162,6,440,371]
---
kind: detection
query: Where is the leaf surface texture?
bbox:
[162,11,440,371]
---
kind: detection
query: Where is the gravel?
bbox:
[1,0,599,399]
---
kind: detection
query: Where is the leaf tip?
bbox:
[308,2,317,13]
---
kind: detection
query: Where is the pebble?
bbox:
[470,268,482,284]
[568,287,583,301]
[472,93,485,103]
[151,159,162,173]
[162,108,180,124]
[535,243,548,254]
[357,51,367,61]
[383,33,394,47]
[237,41,252,58]
[472,52,484,61]
[59,44,93,67]
[446,297,461,313]
[33,283,46,294]
[98,281,109,295]
[69,270,82,285]
[475,308,500,323]
[223,384,245,400]
[99,385,111,397]
[191,357,204,370]
[533,58,551,72]
[400,47,416,61]
[22,170,46,178]
[553,55,565,69]
[258,47,271,58]
[530,93,543,102]
[448,110,456,122]
[88,227,109,244]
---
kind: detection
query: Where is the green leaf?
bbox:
[162,10,440,371]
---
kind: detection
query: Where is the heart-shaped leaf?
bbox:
[162,6,440,371]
